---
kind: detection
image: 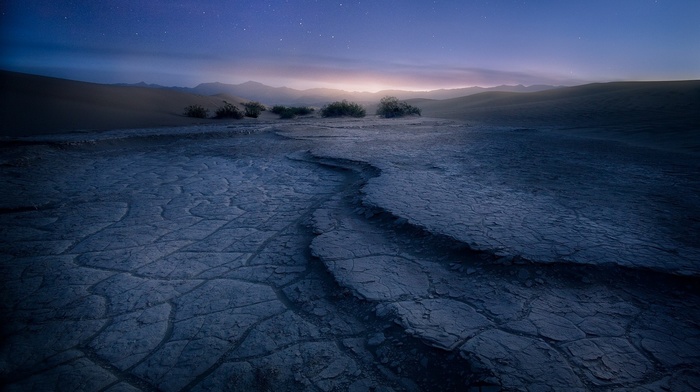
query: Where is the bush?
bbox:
[320,100,366,118]
[271,105,287,115]
[291,106,314,116]
[183,104,209,118]
[376,96,421,118]
[279,109,296,119]
[243,101,266,118]
[214,101,244,119]
[271,105,314,119]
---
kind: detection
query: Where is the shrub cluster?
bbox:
[376,96,421,118]
[243,101,266,118]
[320,100,366,118]
[270,105,314,119]
[183,104,209,118]
[214,101,244,119]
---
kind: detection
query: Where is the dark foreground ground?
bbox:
[1,119,698,391]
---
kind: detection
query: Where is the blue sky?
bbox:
[1,1,698,91]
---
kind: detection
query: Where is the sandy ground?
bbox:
[1,118,699,391]
[1,73,699,390]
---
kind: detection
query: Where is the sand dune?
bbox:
[0,71,249,137]
[415,80,700,124]
[413,80,700,153]
[3,71,699,154]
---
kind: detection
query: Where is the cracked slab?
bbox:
[2,119,698,391]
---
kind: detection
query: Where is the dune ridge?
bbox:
[414,80,700,153]
[0,71,248,137]
[414,80,700,125]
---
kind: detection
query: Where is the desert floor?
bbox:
[1,117,699,391]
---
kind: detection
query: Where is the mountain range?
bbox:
[117,80,561,106]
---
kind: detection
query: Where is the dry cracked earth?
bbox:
[1,119,698,391]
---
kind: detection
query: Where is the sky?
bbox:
[1,1,699,91]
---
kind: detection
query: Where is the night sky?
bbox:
[1,1,698,91]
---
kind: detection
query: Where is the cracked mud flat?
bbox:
[1,118,699,391]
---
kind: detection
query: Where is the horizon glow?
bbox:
[1,1,699,92]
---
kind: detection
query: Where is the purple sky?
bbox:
[1,1,698,91]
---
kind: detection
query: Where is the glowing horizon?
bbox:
[1,1,698,91]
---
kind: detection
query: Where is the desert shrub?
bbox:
[320,100,366,118]
[183,104,209,118]
[214,101,244,119]
[292,106,313,116]
[271,105,287,115]
[376,96,421,118]
[279,108,296,119]
[272,105,314,119]
[401,102,421,116]
[243,101,266,118]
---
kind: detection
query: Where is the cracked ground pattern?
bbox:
[1,127,453,391]
[2,119,699,391]
[288,119,700,391]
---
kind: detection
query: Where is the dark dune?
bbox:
[413,80,700,154]
[0,71,249,137]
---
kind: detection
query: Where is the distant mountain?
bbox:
[113,81,169,89]
[420,84,560,100]
[184,81,304,104]
[119,80,561,106]
[191,82,560,105]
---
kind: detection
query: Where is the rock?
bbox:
[368,333,386,346]
[563,338,652,386]
[461,330,585,390]
[378,299,491,350]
